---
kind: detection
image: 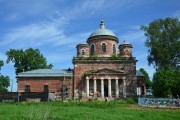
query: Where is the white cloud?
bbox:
[172,10,180,19]
[0,0,151,50]
[59,0,150,20]
[0,16,70,49]
[0,0,65,16]
[118,25,145,44]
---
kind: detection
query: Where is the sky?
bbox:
[0,0,179,92]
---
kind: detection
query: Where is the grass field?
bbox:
[0,100,180,120]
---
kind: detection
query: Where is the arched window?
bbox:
[113,44,116,54]
[82,49,85,55]
[90,44,95,55]
[102,43,106,53]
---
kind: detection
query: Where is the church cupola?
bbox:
[87,20,119,57]
[76,43,89,57]
[119,41,133,57]
[88,19,117,39]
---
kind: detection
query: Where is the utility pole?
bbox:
[11,79,13,92]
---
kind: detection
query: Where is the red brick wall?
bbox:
[18,77,72,96]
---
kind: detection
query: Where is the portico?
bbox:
[86,76,126,98]
[85,68,126,98]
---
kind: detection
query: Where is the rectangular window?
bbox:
[25,85,30,92]
[44,85,49,92]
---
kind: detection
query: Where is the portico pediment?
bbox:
[84,68,125,75]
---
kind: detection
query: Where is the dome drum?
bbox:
[76,43,89,57]
[119,42,133,57]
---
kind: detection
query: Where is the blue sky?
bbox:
[0,0,179,91]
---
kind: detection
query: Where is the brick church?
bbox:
[17,20,146,100]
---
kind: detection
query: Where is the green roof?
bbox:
[89,20,116,38]
[17,69,73,77]
[89,28,116,38]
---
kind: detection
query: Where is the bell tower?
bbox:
[119,41,133,57]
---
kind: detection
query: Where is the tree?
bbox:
[0,60,10,92]
[141,17,180,70]
[6,48,53,74]
[0,75,10,92]
[139,68,152,89]
[0,60,4,71]
[153,70,180,97]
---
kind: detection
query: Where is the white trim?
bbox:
[101,42,107,45]
[112,43,116,46]
[90,43,96,50]
[124,48,130,52]
[112,44,116,54]
[90,43,96,47]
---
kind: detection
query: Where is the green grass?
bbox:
[0,101,179,120]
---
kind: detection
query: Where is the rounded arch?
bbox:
[90,43,95,55]
[101,42,106,53]
[81,49,85,56]
[101,42,107,45]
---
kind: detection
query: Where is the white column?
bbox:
[123,76,126,98]
[86,77,89,97]
[101,77,104,98]
[93,77,97,98]
[115,77,119,98]
[108,77,111,97]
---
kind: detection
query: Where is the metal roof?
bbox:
[17,69,143,77]
[89,28,116,38]
[89,20,116,38]
[17,69,73,77]
[136,70,144,76]
[119,41,132,46]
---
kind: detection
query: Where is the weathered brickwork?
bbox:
[73,58,137,97]
[18,77,73,97]
[88,39,118,56]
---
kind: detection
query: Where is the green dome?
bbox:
[89,28,116,37]
[89,20,116,38]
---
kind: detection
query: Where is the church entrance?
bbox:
[104,85,108,97]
